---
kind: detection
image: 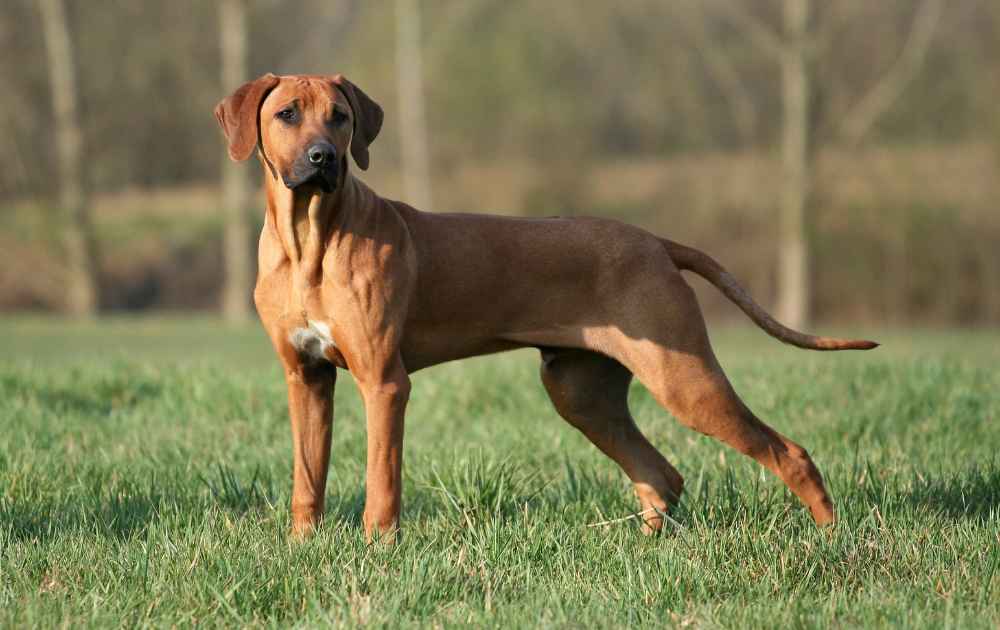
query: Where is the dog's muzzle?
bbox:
[283,142,339,192]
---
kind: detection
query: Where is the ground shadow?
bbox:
[17,461,991,544]
[321,488,366,528]
[898,463,1000,522]
[4,465,281,545]
[28,378,164,417]
[4,492,164,545]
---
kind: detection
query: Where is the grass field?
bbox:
[1,317,998,628]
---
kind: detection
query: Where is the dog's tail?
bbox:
[661,238,878,351]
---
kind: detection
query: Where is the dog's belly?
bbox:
[399,317,603,372]
[399,329,525,372]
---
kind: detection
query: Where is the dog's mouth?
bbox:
[300,170,336,193]
[284,167,337,193]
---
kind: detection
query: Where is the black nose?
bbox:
[307,143,335,166]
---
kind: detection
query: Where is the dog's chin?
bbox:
[285,170,338,194]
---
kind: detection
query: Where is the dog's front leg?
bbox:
[356,356,410,542]
[284,362,336,539]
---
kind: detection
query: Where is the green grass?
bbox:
[1,317,998,628]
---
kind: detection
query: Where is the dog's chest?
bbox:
[288,319,340,364]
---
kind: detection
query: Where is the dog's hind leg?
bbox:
[608,271,835,525]
[540,348,684,533]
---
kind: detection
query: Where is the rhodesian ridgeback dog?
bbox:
[215,73,877,540]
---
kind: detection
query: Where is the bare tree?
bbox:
[38,0,98,317]
[219,0,252,323]
[705,0,943,328]
[395,0,433,209]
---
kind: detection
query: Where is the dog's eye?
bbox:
[332,110,349,126]
[276,108,297,123]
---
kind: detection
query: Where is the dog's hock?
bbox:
[289,320,337,362]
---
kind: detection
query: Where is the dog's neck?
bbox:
[262,166,377,314]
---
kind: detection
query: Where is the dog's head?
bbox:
[215,73,383,193]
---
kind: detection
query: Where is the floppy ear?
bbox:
[331,74,383,171]
[214,73,281,161]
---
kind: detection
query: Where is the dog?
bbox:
[214,73,877,539]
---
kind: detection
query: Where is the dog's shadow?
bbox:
[3,467,458,545]
[3,465,285,545]
[4,491,165,545]
[8,463,995,545]
[324,488,367,527]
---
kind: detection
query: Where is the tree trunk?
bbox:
[395,0,433,210]
[39,0,98,317]
[219,0,252,323]
[776,0,810,329]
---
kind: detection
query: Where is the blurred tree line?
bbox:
[1,0,998,325]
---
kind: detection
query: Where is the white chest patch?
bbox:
[289,320,337,362]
